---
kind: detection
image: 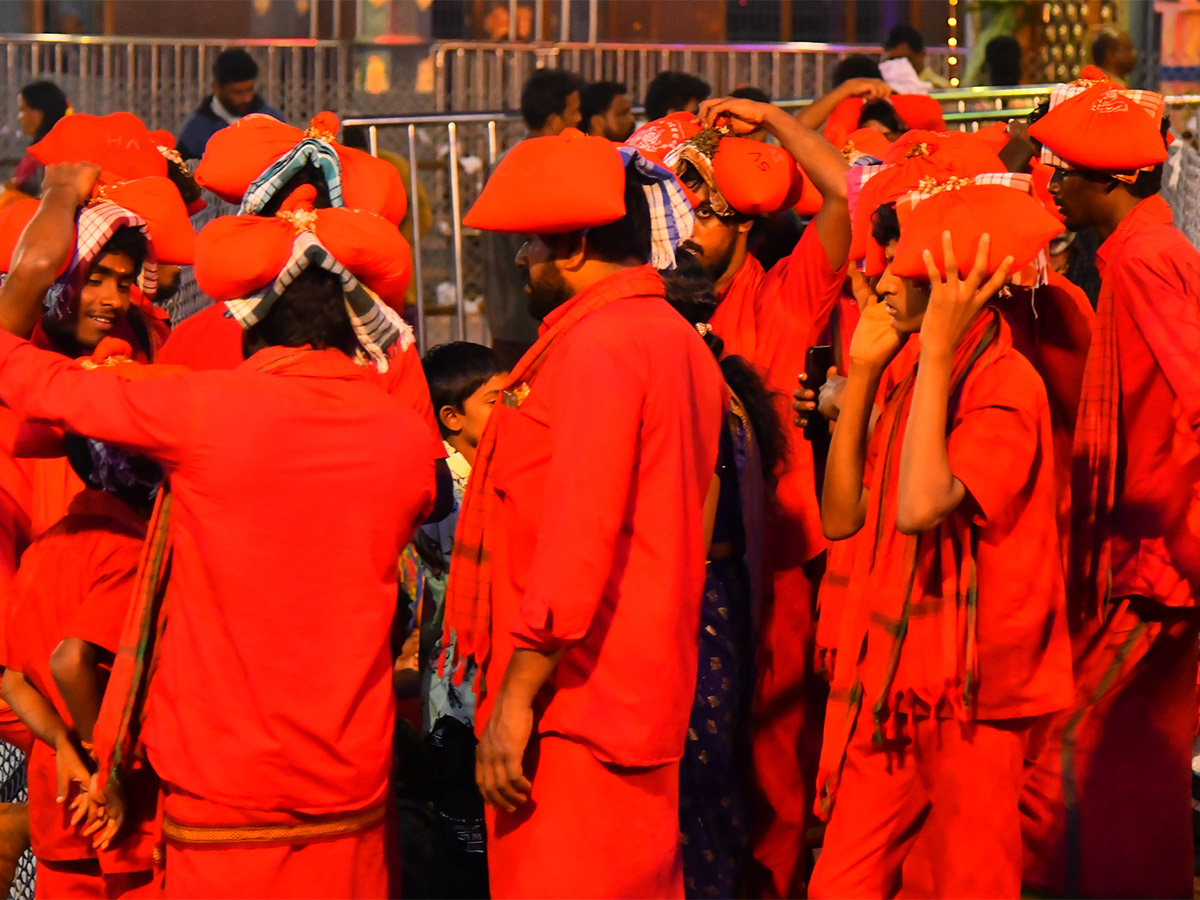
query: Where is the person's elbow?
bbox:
[896,490,957,535]
[822,503,865,541]
[49,638,95,690]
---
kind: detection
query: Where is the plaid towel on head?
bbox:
[239,138,344,215]
[44,200,159,322]
[617,145,694,269]
[846,163,886,224]
[224,231,412,371]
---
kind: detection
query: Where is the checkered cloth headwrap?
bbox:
[1038,85,1167,183]
[239,138,344,216]
[616,145,694,269]
[896,174,1049,287]
[846,163,886,225]
[44,200,158,322]
[223,230,413,372]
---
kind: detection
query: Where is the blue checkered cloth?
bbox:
[44,201,159,322]
[617,146,695,270]
[223,231,413,372]
[239,138,344,216]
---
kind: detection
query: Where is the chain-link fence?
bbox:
[0,742,32,900]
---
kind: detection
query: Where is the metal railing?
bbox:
[0,35,429,168]
[431,39,954,112]
[337,86,1200,353]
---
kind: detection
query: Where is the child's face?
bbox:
[444,373,509,449]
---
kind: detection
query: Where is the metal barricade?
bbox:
[431,40,953,112]
[0,36,433,171]
[343,87,1200,353]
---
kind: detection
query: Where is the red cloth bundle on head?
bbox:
[969,122,1012,156]
[0,176,194,273]
[195,112,407,224]
[665,131,811,217]
[29,112,167,182]
[841,127,893,164]
[465,129,628,233]
[847,131,1007,271]
[824,95,947,144]
[625,112,702,166]
[889,181,1063,282]
[1030,81,1167,179]
[195,202,411,310]
[96,176,196,265]
[711,136,809,216]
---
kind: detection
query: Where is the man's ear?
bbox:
[588,113,606,137]
[559,232,589,272]
[737,216,756,236]
[438,404,462,435]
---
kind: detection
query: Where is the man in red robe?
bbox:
[0,202,440,898]
[664,95,851,897]
[1021,79,1200,899]
[446,130,724,899]
[811,183,1073,898]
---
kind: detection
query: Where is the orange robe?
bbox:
[4,490,157,898]
[1021,196,1200,899]
[710,225,847,897]
[0,335,440,898]
[812,313,1072,898]
[468,268,724,899]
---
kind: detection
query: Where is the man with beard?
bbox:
[176,48,282,161]
[668,95,850,898]
[447,131,724,898]
[579,81,636,143]
[1021,79,1200,898]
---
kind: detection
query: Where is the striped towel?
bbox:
[44,200,159,322]
[617,145,695,269]
[239,138,344,215]
[224,231,413,372]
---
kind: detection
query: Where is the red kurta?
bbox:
[5,489,156,885]
[157,302,440,440]
[815,315,1071,898]
[710,224,847,897]
[0,335,440,896]
[1022,196,1200,899]
[477,269,724,898]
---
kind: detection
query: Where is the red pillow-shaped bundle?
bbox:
[195,208,413,309]
[890,183,1064,281]
[969,122,1011,156]
[712,137,806,216]
[824,95,946,142]
[1029,81,1168,172]
[890,95,946,133]
[842,127,893,162]
[626,112,702,166]
[195,112,408,224]
[314,208,412,309]
[30,112,167,181]
[882,130,1005,174]
[100,176,197,265]
[194,216,296,302]
[464,130,627,233]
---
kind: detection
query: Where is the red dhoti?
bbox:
[1021,596,1200,899]
[161,790,388,900]
[810,714,1030,899]
[487,735,683,900]
[749,559,824,898]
